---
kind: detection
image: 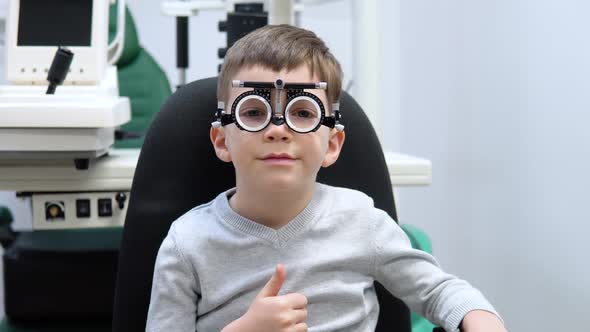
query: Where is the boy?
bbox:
[146,25,506,332]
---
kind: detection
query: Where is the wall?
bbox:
[391,1,590,331]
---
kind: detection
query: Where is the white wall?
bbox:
[0,0,9,318]
[0,0,7,85]
[391,1,590,331]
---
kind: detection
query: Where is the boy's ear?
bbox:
[210,127,232,163]
[322,129,346,168]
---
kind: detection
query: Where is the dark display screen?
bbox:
[17,0,93,46]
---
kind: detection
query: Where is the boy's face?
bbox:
[210,64,345,193]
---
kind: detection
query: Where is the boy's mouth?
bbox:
[262,153,295,160]
[261,153,297,164]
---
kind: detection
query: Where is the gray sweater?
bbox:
[146,183,499,332]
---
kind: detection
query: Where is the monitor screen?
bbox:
[17,0,93,46]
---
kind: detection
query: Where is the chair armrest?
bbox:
[400,224,432,254]
[400,224,444,332]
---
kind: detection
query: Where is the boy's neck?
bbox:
[228,182,316,230]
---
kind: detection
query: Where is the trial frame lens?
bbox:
[285,96,323,133]
[234,94,272,132]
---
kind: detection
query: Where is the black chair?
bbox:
[112,77,412,331]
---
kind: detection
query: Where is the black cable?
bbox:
[46,47,74,95]
[46,84,57,95]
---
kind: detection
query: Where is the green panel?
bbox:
[401,223,432,254]
[402,224,437,332]
[114,49,172,149]
[108,3,140,66]
[13,228,123,252]
[107,3,172,149]
[411,312,437,332]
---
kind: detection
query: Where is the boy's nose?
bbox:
[263,116,293,142]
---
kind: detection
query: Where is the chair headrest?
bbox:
[109,4,141,67]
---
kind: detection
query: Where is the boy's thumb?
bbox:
[257,264,286,298]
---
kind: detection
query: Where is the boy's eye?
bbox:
[291,109,315,118]
[241,109,265,117]
[296,110,312,118]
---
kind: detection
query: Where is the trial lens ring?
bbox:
[234,93,272,132]
[285,94,325,133]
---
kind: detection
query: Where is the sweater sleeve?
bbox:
[370,208,501,332]
[146,225,200,332]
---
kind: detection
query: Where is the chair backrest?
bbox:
[112,77,411,332]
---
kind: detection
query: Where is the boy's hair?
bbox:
[217,24,343,108]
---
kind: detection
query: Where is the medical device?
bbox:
[162,0,297,86]
[5,0,125,84]
[0,0,132,231]
[213,78,344,133]
[0,1,134,325]
[5,0,108,85]
[0,0,130,170]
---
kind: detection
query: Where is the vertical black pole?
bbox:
[176,16,189,87]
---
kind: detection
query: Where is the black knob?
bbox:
[115,192,127,209]
[218,21,227,32]
[218,47,227,59]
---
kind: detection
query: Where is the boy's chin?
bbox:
[255,176,312,193]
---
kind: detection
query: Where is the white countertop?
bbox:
[384,151,432,186]
[0,149,432,192]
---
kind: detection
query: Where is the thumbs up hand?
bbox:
[222,264,308,332]
[257,263,289,298]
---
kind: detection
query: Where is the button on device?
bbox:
[45,201,65,221]
[98,198,112,217]
[115,192,127,209]
[76,199,91,218]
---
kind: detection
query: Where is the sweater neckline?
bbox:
[215,183,326,246]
